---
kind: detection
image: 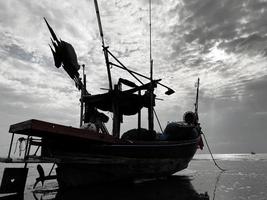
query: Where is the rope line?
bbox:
[202,132,226,171]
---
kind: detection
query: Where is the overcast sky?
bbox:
[0,0,267,155]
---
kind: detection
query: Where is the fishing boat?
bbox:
[0,0,204,192]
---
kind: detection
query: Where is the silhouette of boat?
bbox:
[0,0,204,191]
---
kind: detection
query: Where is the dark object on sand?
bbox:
[0,168,28,194]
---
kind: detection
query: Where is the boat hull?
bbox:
[53,138,199,189]
[56,157,192,189]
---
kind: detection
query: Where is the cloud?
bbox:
[1,0,267,154]
[243,75,267,112]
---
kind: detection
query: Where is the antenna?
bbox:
[148,0,154,132]
[149,0,153,82]
[195,77,200,122]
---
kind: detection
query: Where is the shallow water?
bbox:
[0,154,266,200]
[187,154,267,200]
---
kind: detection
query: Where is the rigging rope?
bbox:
[153,108,164,133]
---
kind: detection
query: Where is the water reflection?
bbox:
[212,171,224,200]
[33,176,209,200]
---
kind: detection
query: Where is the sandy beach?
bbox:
[0,154,266,200]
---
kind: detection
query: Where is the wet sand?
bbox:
[0,154,266,200]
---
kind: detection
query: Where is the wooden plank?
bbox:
[0,158,12,163]
[8,120,32,133]
[9,119,126,144]
[0,156,58,163]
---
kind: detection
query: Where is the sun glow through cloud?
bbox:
[206,42,236,62]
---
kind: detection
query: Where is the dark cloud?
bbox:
[219,34,267,56]
[167,0,267,61]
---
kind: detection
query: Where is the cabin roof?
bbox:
[9,119,125,144]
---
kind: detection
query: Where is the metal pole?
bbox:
[7,133,14,160]
[48,163,56,176]
[112,84,120,138]
[108,51,143,85]
[80,65,85,127]
[109,61,174,93]
[138,90,141,129]
[24,136,30,168]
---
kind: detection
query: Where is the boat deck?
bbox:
[9,119,124,144]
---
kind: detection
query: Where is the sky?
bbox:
[0,0,267,155]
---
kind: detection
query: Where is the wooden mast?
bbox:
[94,0,112,90]
[80,64,85,127]
[94,0,121,138]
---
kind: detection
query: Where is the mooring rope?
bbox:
[201,131,226,171]
[212,171,224,200]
